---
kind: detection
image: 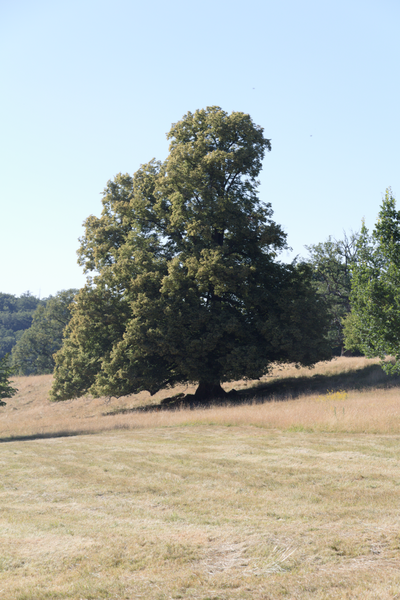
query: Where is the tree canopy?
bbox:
[305,232,359,354]
[11,289,78,376]
[51,106,330,402]
[343,188,400,372]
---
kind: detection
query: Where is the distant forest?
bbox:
[0,290,77,375]
[0,292,43,360]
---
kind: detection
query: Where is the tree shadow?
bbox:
[0,430,95,444]
[247,361,400,402]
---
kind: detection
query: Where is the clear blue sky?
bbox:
[2,0,399,298]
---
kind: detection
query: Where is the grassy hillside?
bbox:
[3,357,400,440]
[1,358,400,599]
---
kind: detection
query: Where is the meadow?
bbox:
[1,357,400,599]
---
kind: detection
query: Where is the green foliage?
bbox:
[11,290,78,376]
[0,292,42,360]
[0,354,17,406]
[305,232,359,353]
[51,106,331,401]
[343,188,400,373]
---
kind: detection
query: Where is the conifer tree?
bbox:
[0,354,17,406]
[344,188,400,372]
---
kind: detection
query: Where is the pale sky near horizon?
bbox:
[1,0,399,298]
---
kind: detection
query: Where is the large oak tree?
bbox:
[51,107,330,402]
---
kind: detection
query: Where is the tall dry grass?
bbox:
[2,357,400,440]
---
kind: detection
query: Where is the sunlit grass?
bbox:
[1,427,400,598]
[1,357,400,598]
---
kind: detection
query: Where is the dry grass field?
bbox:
[1,357,400,598]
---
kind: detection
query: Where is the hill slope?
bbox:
[2,357,400,439]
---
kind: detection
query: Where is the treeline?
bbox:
[0,290,77,375]
[306,231,359,356]
[0,292,42,359]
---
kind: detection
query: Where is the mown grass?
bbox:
[1,357,400,598]
[1,427,400,599]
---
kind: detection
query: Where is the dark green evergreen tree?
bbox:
[51,107,331,402]
[344,188,400,372]
[0,354,17,406]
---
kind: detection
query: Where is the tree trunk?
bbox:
[194,381,227,401]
